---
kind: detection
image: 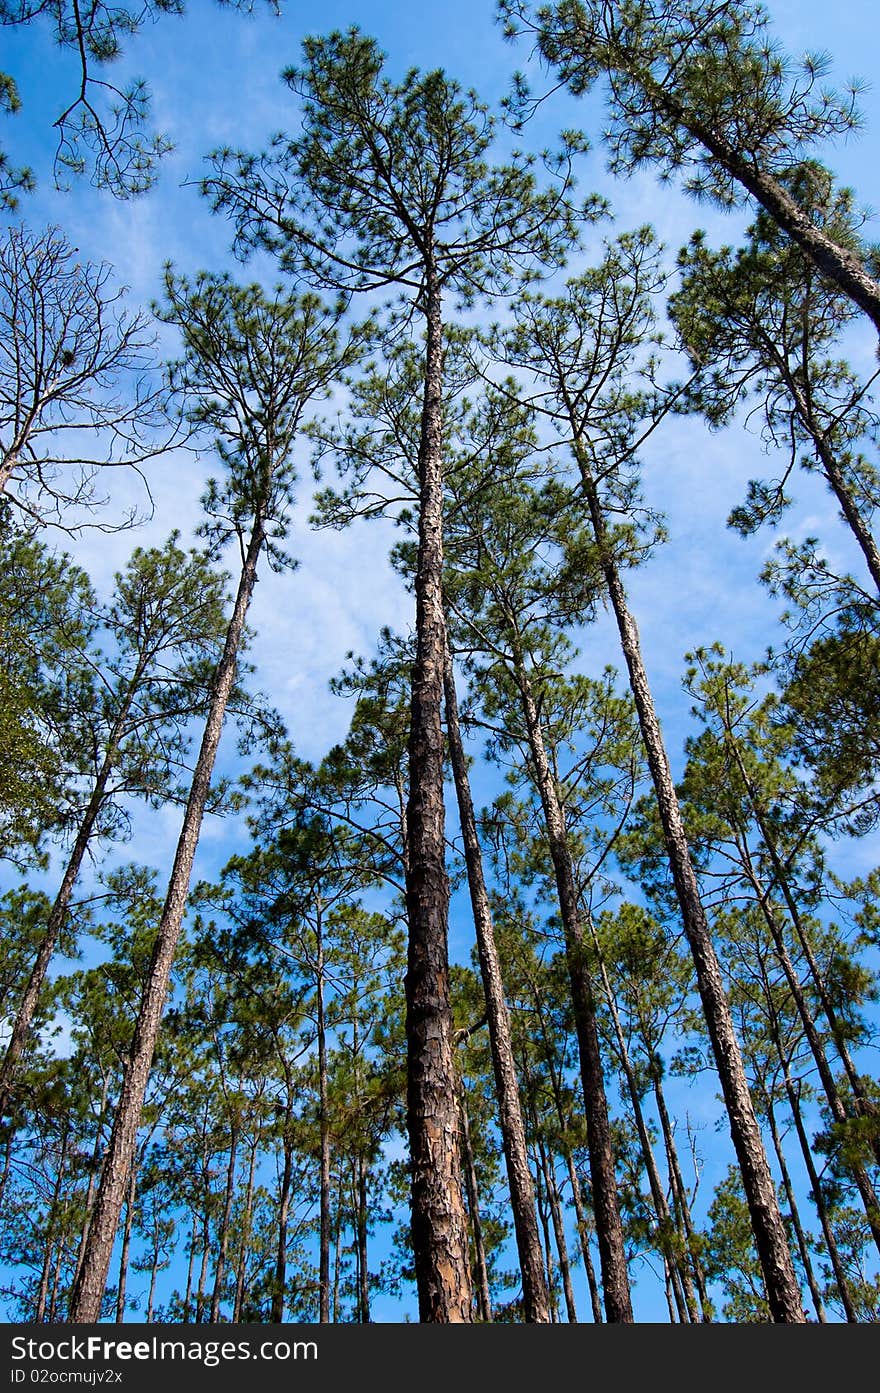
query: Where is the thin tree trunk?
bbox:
[764,1092,826,1322]
[332,1170,344,1324]
[652,1071,713,1321]
[356,1153,370,1324]
[735,829,880,1254]
[458,1080,492,1322]
[36,1129,69,1322]
[114,1167,137,1324]
[273,1135,293,1325]
[730,742,880,1166]
[146,1210,161,1324]
[210,1123,239,1323]
[68,512,266,1322]
[514,656,633,1322]
[73,1074,110,1287]
[587,913,698,1321]
[0,755,117,1123]
[569,1166,603,1323]
[443,637,550,1322]
[315,905,331,1325]
[233,1137,258,1324]
[542,1146,578,1323]
[570,434,805,1322]
[784,1072,859,1323]
[404,268,472,1323]
[531,1147,559,1322]
[182,1207,198,1323]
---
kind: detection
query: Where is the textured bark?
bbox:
[572,440,805,1322]
[67,513,265,1323]
[515,659,633,1322]
[404,269,472,1323]
[658,88,880,339]
[443,639,550,1322]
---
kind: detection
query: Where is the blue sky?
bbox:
[2,0,880,1323]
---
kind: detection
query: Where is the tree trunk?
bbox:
[658,86,880,338]
[0,753,117,1123]
[67,511,266,1322]
[404,268,472,1323]
[233,1136,258,1324]
[784,1070,859,1323]
[652,1071,713,1321]
[458,1080,492,1322]
[182,1208,198,1323]
[443,637,550,1321]
[356,1154,370,1324]
[571,436,805,1322]
[735,826,880,1254]
[765,1092,826,1323]
[515,657,633,1322]
[210,1123,239,1323]
[587,913,698,1321]
[114,1167,137,1324]
[542,1144,578,1323]
[731,745,880,1167]
[36,1128,69,1322]
[569,1165,603,1323]
[316,905,331,1325]
[272,1134,294,1324]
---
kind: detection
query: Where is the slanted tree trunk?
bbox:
[569,1167,603,1323]
[655,86,880,338]
[404,268,472,1323]
[587,913,698,1321]
[764,1092,825,1323]
[68,513,266,1322]
[570,434,804,1322]
[513,653,633,1322]
[0,696,142,1126]
[443,637,550,1321]
[541,1144,577,1324]
[734,824,880,1254]
[783,1070,858,1323]
[729,742,880,1167]
[114,1168,137,1324]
